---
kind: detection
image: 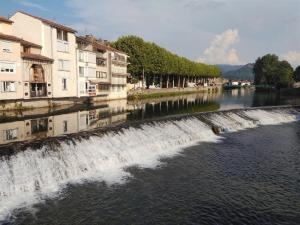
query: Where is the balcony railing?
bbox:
[57,40,69,53]
[30,90,47,98]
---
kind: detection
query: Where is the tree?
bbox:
[112,36,221,80]
[274,60,294,88]
[253,54,294,88]
[294,66,300,82]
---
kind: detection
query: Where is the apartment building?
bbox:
[76,35,129,101]
[10,11,78,98]
[0,16,53,101]
[0,12,129,110]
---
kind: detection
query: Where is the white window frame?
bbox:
[0,81,16,92]
[58,60,70,71]
[0,61,16,74]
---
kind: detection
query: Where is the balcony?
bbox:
[57,40,69,53]
[30,83,47,98]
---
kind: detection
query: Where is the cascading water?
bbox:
[0,108,299,221]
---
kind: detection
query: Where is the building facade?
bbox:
[10,11,78,98]
[76,35,129,101]
[0,16,53,101]
[0,12,129,110]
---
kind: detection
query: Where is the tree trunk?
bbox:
[167,75,169,88]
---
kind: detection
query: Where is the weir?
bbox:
[0,106,299,220]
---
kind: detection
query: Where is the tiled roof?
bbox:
[20,40,42,49]
[16,11,77,33]
[0,16,13,24]
[0,33,41,48]
[76,36,128,54]
[21,52,54,62]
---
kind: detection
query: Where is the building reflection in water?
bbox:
[0,92,221,146]
[0,100,128,146]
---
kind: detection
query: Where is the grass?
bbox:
[128,89,216,101]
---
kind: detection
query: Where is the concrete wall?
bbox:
[11,12,43,45]
[0,23,13,35]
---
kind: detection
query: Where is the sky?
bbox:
[1,0,300,66]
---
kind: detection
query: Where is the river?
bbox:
[0,89,300,225]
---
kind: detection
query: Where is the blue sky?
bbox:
[1,0,300,66]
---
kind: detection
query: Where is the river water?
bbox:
[0,89,300,225]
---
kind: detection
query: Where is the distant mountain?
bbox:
[216,64,244,73]
[217,64,255,81]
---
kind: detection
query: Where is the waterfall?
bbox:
[0,108,299,220]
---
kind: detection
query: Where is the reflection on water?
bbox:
[0,89,299,146]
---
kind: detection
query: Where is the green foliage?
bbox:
[253,54,294,88]
[112,36,221,79]
[294,66,300,82]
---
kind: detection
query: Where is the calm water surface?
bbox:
[0,89,300,225]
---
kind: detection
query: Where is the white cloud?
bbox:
[198,29,243,65]
[14,0,49,11]
[281,51,300,66]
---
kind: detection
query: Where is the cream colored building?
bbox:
[10,11,78,98]
[76,35,129,101]
[0,16,53,101]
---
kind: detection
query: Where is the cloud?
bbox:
[198,29,243,65]
[14,0,49,11]
[185,0,226,11]
[281,51,300,66]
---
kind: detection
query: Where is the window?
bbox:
[0,81,16,92]
[79,66,85,77]
[3,129,18,141]
[96,58,106,66]
[62,78,67,90]
[96,71,107,79]
[23,46,30,53]
[63,121,68,133]
[58,60,70,71]
[98,84,109,91]
[0,62,16,73]
[57,29,68,42]
[1,40,12,53]
[79,51,84,62]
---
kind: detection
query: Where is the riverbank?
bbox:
[128,86,221,100]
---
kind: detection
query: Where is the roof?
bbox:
[0,33,41,48]
[21,52,54,62]
[0,16,13,24]
[76,35,128,55]
[20,40,42,49]
[16,11,77,33]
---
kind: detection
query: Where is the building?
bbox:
[0,16,53,101]
[0,12,130,110]
[10,11,78,98]
[76,35,129,101]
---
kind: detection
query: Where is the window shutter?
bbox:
[0,82,3,92]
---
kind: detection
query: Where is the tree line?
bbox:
[254,54,300,89]
[112,36,221,81]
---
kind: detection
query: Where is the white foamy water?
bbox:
[0,108,298,220]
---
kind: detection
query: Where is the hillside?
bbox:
[218,64,254,81]
[216,64,244,73]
